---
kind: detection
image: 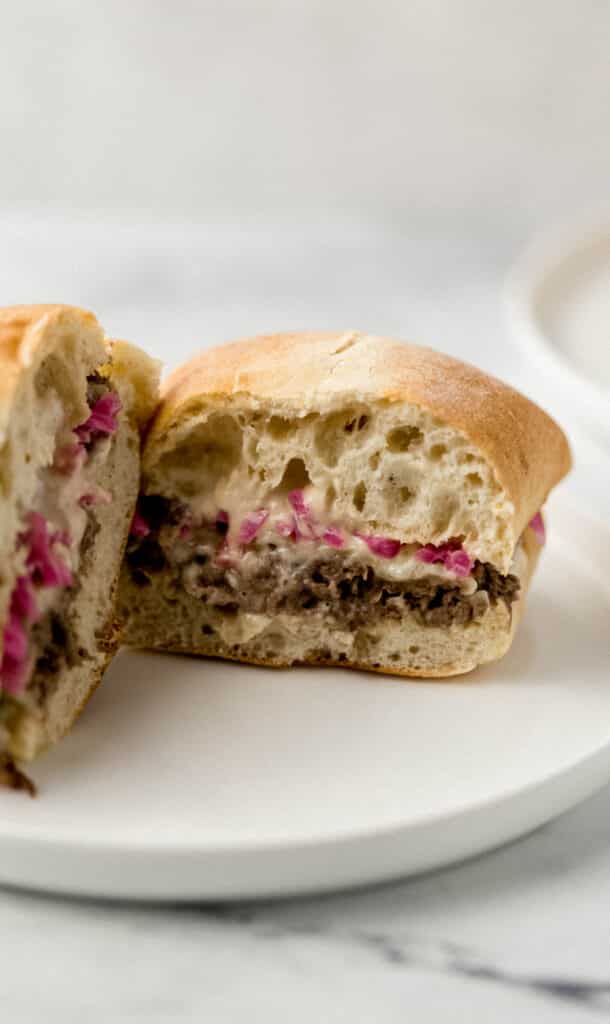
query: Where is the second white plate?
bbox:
[507,212,610,448]
[0,493,609,901]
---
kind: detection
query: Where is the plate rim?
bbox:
[506,208,610,428]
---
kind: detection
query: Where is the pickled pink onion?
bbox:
[0,614,31,696]
[275,517,299,541]
[354,532,401,558]
[75,392,122,444]
[322,526,345,549]
[529,511,545,545]
[238,509,269,545]
[416,541,473,578]
[54,443,86,476]
[130,511,151,539]
[288,489,310,516]
[1,516,73,695]
[287,489,320,539]
[79,489,112,508]
[10,575,39,624]
[24,512,73,588]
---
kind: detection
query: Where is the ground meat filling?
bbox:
[127,497,521,630]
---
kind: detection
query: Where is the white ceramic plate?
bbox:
[507,212,610,448]
[0,494,609,902]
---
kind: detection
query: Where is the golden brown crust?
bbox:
[106,340,162,431]
[67,621,123,729]
[133,645,477,680]
[0,756,36,796]
[0,304,100,375]
[149,331,571,547]
[0,305,106,445]
[0,305,160,440]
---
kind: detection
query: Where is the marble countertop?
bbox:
[4,790,610,1022]
[2,217,609,1023]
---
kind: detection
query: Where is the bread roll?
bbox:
[118,330,570,679]
[0,305,159,787]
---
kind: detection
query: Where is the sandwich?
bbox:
[120,330,571,678]
[0,305,158,791]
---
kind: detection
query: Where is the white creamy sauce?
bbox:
[187,483,517,591]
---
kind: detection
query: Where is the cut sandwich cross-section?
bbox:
[119,330,571,678]
[0,305,159,787]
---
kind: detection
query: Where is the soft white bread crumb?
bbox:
[145,331,570,574]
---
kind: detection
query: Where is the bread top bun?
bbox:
[0,306,104,444]
[0,305,158,442]
[143,331,572,573]
[0,304,159,608]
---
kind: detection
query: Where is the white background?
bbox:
[2,5,610,1022]
[1,1,608,235]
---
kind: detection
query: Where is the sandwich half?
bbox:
[0,305,158,790]
[119,331,570,679]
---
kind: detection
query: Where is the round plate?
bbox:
[0,494,609,901]
[507,212,610,448]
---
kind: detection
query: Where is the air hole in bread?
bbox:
[409,645,420,654]
[245,436,259,461]
[353,481,367,512]
[460,452,477,464]
[314,408,371,466]
[276,457,311,494]
[466,472,483,488]
[369,452,380,470]
[0,449,8,495]
[156,413,242,495]
[35,353,74,404]
[399,486,414,503]
[434,494,457,533]
[429,443,447,461]
[386,426,423,452]
[343,413,368,433]
[325,483,336,507]
[266,416,297,440]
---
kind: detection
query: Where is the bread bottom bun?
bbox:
[120,530,539,679]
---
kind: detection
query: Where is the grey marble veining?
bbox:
[1,218,609,1022]
[3,784,610,1022]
